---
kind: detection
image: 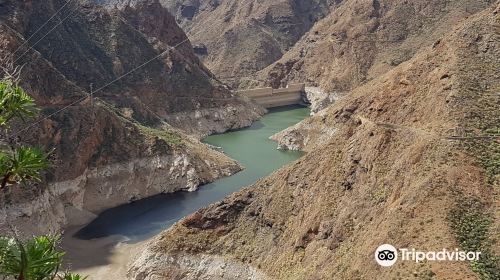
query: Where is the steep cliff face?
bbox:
[154,0,339,88]
[4,98,244,234]
[7,0,263,136]
[131,3,499,279]
[114,0,494,94]
[0,0,262,234]
[258,0,494,92]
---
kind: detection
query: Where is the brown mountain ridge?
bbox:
[0,0,263,234]
[130,2,499,279]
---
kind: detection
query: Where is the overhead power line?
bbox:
[13,0,257,137]
[14,6,79,64]
[11,0,76,57]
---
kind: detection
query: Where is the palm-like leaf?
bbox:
[11,147,50,183]
[0,236,21,277]
[0,235,64,280]
[1,147,50,188]
[24,236,64,280]
[0,79,38,126]
[0,152,10,178]
[0,74,85,280]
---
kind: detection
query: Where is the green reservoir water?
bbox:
[76,105,310,243]
[204,105,309,178]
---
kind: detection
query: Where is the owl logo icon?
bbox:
[375,244,398,267]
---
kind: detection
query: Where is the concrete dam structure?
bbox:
[238,84,305,108]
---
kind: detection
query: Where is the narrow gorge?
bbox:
[0,0,265,235]
[0,1,498,280]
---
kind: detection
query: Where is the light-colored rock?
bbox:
[129,249,268,280]
[165,103,265,138]
[135,5,500,279]
[302,87,340,115]
[2,144,241,235]
[270,109,336,151]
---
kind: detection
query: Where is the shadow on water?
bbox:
[235,121,265,131]
[74,192,192,240]
[74,180,245,243]
[67,105,310,270]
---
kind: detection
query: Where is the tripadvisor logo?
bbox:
[375,244,398,267]
[375,244,481,267]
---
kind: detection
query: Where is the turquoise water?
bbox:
[204,105,309,183]
[76,105,310,243]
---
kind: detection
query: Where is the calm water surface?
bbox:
[76,105,310,243]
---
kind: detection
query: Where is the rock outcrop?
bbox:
[302,86,339,114]
[270,108,337,151]
[259,0,494,92]
[102,0,495,95]
[0,0,263,234]
[155,0,338,88]
[130,3,499,279]
[130,251,267,280]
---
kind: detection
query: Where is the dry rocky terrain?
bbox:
[153,0,339,88]
[131,2,499,279]
[257,0,495,92]
[115,0,496,94]
[0,0,263,234]
[0,0,498,279]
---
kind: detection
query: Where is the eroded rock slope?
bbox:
[158,0,339,88]
[131,4,499,279]
[259,0,494,92]
[0,0,263,234]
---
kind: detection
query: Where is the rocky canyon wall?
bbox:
[0,0,263,234]
[130,2,499,279]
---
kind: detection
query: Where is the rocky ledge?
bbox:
[270,108,337,151]
[129,250,267,280]
[1,109,244,234]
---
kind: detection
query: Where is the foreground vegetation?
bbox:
[0,77,85,280]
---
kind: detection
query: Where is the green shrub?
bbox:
[449,196,500,279]
[0,78,85,279]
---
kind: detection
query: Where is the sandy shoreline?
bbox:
[61,227,147,279]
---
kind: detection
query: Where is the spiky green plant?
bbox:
[0,147,50,188]
[0,78,85,279]
[0,79,38,127]
[0,235,64,280]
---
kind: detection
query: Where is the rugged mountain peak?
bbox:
[156,0,339,88]
[120,0,200,62]
[258,0,494,92]
[130,0,493,92]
